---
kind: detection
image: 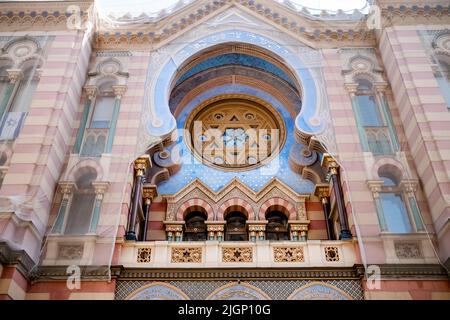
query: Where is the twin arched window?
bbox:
[353,79,395,155]
[64,171,97,234]
[377,173,412,233]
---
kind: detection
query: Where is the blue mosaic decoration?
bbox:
[175,53,297,88]
[144,30,324,138]
[157,84,315,195]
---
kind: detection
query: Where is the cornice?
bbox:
[0,241,36,280]
[32,263,450,281]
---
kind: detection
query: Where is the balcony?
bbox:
[119,240,357,268]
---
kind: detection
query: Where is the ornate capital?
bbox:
[112,85,127,100]
[344,83,358,94]
[58,181,76,199]
[83,85,98,100]
[6,69,23,84]
[247,221,267,232]
[163,221,184,232]
[374,82,389,93]
[314,184,330,199]
[142,184,158,202]
[206,221,225,232]
[400,180,419,195]
[321,154,339,175]
[134,155,151,176]
[367,180,384,198]
[92,181,110,199]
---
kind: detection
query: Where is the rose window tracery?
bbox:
[185,97,286,171]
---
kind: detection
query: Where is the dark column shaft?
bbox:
[125,174,143,240]
[330,171,352,240]
[321,198,333,240]
[142,199,151,241]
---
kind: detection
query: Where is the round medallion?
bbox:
[13,45,31,57]
[185,96,286,171]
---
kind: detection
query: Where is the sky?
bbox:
[96,0,369,16]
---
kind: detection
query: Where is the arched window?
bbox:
[225,211,248,241]
[0,65,40,141]
[80,81,115,157]
[64,171,97,234]
[183,211,207,241]
[353,79,395,155]
[9,67,39,112]
[434,58,450,108]
[265,210,289,240]
[378,172,412,233]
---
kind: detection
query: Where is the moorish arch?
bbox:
[126,282,190,300]
[144,29,324,140]
[287,282,353,300]
[176,198,214,221]
[218,198,255,220]
[258,197,296,220]
[206,282,271,300]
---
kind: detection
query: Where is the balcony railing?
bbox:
[119,240,357,268]
[80,128,108,157]
[364,126,394,155]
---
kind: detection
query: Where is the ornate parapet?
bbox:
[118,240,357,269]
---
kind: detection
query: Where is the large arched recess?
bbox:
[145,29,323,139]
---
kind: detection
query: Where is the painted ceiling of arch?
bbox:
[143,5,326,196]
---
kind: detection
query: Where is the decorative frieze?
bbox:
[394,241,423,259]
[57,244,83,260]
[222,247,253,263]
[273,247,305,262]
[171,247,202,263]
[137,247,152,263]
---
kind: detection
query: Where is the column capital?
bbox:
[374,82,389,93]
[400,179,419,195]
[321,154,339,175]
[367,180,384,198]
[142,184,158,202]
[206,221,225,232]
[58,181,77,195]
[247,221,267,232]
[92,181,110,198]
[112,85,127,100]
[6,69,23,84]
[314,184,330,199]
[344,83,358,95]
[134,155,151,176]
[83,85,98,100]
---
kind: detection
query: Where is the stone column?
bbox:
[368,180,388,232]
[289,222,309,241]
[52,182,76,234]
[0,69,21,120]
[105,85,127,153]
[125,155,151,240]
[401,180,425,232]
[315,184,335,240]
[142,184,158,241]
[374,83,400,152]
[345,83,369,151]
[73,85,97,154]
[322,155,352,240]
[89,182,109,233]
